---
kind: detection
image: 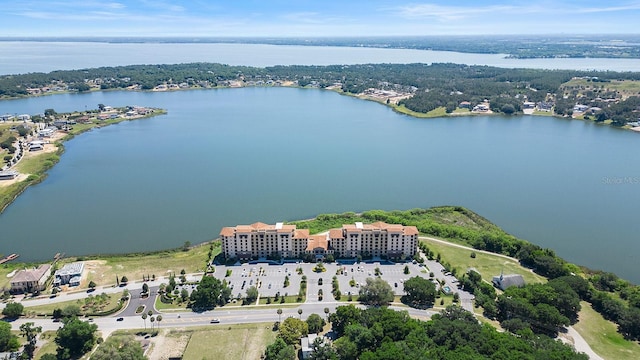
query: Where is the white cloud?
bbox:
[393,4,523,21]
[577,2,640,13]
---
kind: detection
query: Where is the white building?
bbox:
[54,262,84,287]
[329,222,419,259]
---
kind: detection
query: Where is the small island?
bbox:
[0,105,166,212]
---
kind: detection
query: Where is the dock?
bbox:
[0,253,19,264]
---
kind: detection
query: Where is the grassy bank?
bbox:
[0,109,166,214]
[77,241,218,287]
[573,301,640,360]
[421,237,547,285]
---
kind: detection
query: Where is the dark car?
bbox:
[116,317,124,321]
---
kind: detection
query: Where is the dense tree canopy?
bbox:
[264,337,296,360]
[55,317,99,359]
[0,321,20,352]
[189,275,231,310]
[266,305,587,360]
[1,302,23,318]
[306,313,326,334]
[358,277,394,307]
[402,276,437,307]
[91,334,146,360]
[278,317,309,345]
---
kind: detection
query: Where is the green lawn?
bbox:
[34,331,58,360]
[79,242,217,287]
[181,323,277,360]
[390,104,462,119]
[22,292,123,316]
[421,238,547,285]
[573,301,640,360]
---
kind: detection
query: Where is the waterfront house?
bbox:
[0,170,19,181]
[54,262,84,287]
[459,101,471,109]
[17,114,31,121]
[10,264,51,293]
[492,273,525,291]
[537,102,554,112]
[38,127,56,138]
[573,104,589,113]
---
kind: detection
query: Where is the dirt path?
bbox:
[564,326,604,360]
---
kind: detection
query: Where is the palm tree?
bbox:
[298,308,303,319]
[156,315,162,328]
[150,316,155,331]
[142,313,147,330]
[277,308,283,323]
[324,307,330,323]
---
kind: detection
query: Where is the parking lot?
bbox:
[212,260,435,302]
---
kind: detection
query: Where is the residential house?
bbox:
[573,104,589,113]
[54,262,84,287]
[492,273,525,291]
[301,334,319,359]
[459,101,471,109]
[10,264,51,293]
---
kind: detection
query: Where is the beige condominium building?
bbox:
[219,221,418,260]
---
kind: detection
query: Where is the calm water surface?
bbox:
[0,88,639,282]
[1,42,640,74]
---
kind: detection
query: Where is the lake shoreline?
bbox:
[0,108,166,214]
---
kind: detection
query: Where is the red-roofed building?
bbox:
[219,221,418,260]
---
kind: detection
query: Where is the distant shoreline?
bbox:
[1,35,639,59]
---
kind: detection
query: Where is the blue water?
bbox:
[0,88,639,283]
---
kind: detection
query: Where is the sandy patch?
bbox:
[147,330,191,360]
[0,173,29,187]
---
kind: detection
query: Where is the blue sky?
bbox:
[1,0,639,37]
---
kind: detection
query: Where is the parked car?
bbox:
[116,317,124,321]
[210,318,220,323]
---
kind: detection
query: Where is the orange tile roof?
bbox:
[219,227,235,237]
[251,222,270,230]
[329,229,344,239]
[294,229,310,239]
[235,225,253,232]
[306,235,328,251]
[404,226,419,236]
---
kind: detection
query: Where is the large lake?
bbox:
[0,88,639,283]
[1,41,640,74]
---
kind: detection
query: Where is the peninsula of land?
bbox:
[1,207,639,359]
[2,63,640,132]
[0,105,166,213]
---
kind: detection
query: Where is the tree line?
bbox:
[3,62,640,124]
[293,206,640,342]
[264,305,587,360]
